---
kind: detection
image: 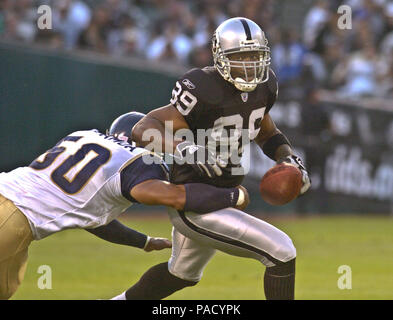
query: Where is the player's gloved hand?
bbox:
[143,237,172,252]
[174,141,222,179]
[278,155,311,195]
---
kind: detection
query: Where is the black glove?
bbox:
[174,141,222,179]
[278,155,311,195]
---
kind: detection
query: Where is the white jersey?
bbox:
[0,130,157,240]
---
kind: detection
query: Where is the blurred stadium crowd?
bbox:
[0,0,392,100]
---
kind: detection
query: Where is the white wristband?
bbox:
[236,189,245,206]
[143,236,151,250]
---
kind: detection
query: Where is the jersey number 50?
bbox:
[29,136,111,194]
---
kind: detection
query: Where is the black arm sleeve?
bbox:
[184,183,240,214]
[86,219,148,249]
[262,133,292,161]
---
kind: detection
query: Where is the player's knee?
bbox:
[272,235,297,263]
[282,238,297,262]
[266,257,296,277]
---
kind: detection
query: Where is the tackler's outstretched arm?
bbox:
[86,220,171,252]
[130,179,248,214]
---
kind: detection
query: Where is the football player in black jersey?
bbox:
[112,17,311,300]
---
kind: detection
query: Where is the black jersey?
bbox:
[170,67,278,188]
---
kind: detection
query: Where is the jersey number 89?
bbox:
[170,81,197,116]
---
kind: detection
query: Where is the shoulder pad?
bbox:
[267,68,278,98]
[179,68,223,105]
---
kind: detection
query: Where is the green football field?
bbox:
[12,213,393,300]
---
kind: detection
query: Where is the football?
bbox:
[260,163,303,206]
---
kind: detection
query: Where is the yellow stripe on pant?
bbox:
[0,194,33,300]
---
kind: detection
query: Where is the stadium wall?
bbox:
[0,41,178,171]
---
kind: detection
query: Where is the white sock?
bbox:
[110,291,126,300]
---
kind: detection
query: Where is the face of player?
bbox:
[226,51,262,82]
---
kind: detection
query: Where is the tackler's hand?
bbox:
[143,237,172,252]
[278,155,311,195]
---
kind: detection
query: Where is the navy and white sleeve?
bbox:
[120,156,169,203]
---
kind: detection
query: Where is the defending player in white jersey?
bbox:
[0,112,247,300]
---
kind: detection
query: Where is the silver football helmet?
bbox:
[212,17,271,92]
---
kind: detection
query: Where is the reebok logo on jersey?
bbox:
[182,79,196,90]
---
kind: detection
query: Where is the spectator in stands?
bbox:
[380,2,393,58]
[272,29,306,86]
[107,13,147,57]
[78,4,109,52]
[377,3,393,98]
[2,11,19,41]
[303,0,330,51]
[1,0,392,101]
[195,2,227,33]
[146,20,192,63]
[193,18,216,48]
[1,0,36,43]
[188,43,213,68]
[376,47,393,98]
[331,42,380,97]
[52,0,91,50]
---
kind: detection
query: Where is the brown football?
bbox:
[260,163,303,206]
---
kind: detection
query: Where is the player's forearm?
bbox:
[86,219,148,249]
[255,115,294,162]
[131,180,244,214]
